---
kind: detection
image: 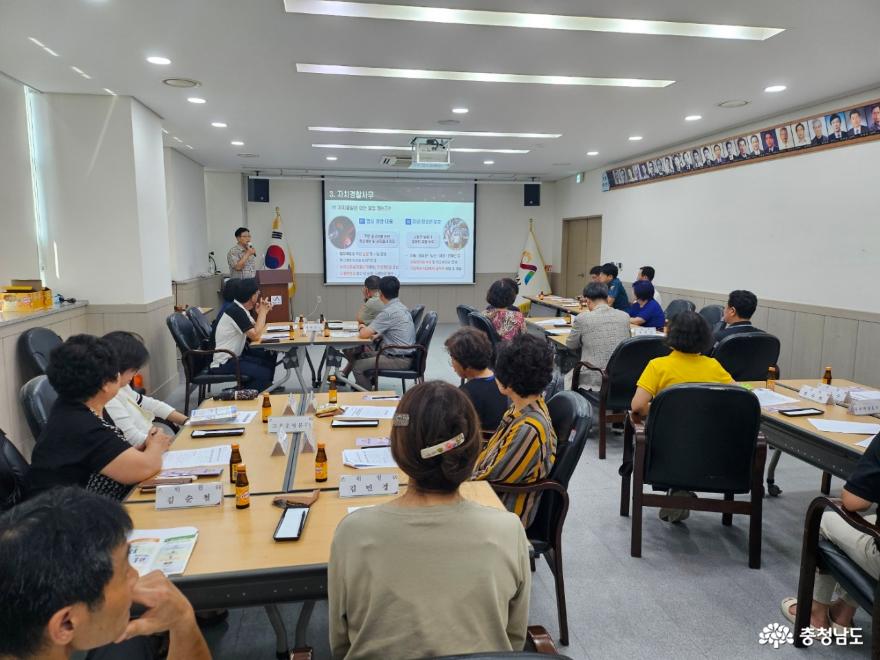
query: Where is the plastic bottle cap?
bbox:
[317,443,326,449]
[237,464,246,471]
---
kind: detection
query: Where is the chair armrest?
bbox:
[185,349,243,385]
[572,360,607,392]
[289,648,313,660]
[808,496,880,540]
[374,344,426,368]
[525,625,559,655]
[490,479,567,497]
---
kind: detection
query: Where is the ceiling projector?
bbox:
[409,136,452,170]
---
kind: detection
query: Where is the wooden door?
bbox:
[563,217,602,298]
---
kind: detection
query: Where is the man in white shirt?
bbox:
[637,266,662,307]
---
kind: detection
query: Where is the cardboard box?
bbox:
[2,280,53,312]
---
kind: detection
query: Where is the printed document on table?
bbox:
[161,445,232,470]
[337,405,397,420]
[752,388,800,407]
[128,527,198,576]
[342,447,398,468]
[534,319,567,326]
[808,419,880,435]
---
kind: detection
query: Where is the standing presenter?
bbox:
[227,227,260,279]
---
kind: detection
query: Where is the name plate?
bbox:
[815,384,849,404]
[271,430,290,456]
[632,327,660,336]
[155,482,224,510]
[268,415,313,433]
[304,322,324,334]
[799,385,833,405]
[848,398,880,416]
[339,473,400,498]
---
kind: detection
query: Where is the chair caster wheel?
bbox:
[767,483,782,497]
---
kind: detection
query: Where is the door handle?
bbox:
[577,273,585,277]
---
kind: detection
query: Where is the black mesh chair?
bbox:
[408,305,425,329]
[20,375,58,439]
[18,327,63,381]
[0,430,29,511]
[664,299,695,322]
[491,391,593,647]
[166,313,251,414]
[626,384,766,568]
[543,369,564,401]
[364,312,438,392]
[793,497,880,652]
[185,307,214,348]
[456,304,477,327]
[572,335,670,460]
[698,304,724,327]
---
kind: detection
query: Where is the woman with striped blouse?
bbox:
[473,333,557,527]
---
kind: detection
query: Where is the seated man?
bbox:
[597,262,629,311]
[566,282,631,392]
[209,277,276,392]
[782,431,880,632]
[473,334,557,527]
[637,265,662,307]
[713,289,764,347]
[581,266,603,297]
[0,487,210,660]
[445,326,509,432]
[356,275,384,325]
[351,276,416,390]
[628,281,666,330]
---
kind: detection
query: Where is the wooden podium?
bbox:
[256,269,292,323]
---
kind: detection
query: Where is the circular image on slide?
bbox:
[328,216,356,250]
[443,217,469,251]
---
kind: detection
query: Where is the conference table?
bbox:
[125,391,501,652]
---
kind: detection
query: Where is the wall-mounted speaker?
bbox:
[248,178,270,203]
[524,183,541,207]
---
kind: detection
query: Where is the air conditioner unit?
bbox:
[380,155,413,168]
[410,137,452,170]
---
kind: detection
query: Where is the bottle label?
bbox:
[236,486,250,506]
[231,464,239,483]
[316,462,328,481]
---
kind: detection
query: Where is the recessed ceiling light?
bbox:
[628,136,643,141]
[483,160,495,165]
[211,122,228,128]
[452,107,469,114]
[104,88,117,96]
[163,78,201,88]
[230,140,245,146]
[187,97,206,104]
[172,136,183,143]
[325,156,338,161]
[70,66,92,80]
[283,1,784,40]
[297,63,675,88]
[162,128,169,134]
[185,144,194,150]
[764,84,786,93]
[717,99,750,108]
[146,56,171,65]
[309,126,561,139]
[311,143,529,154]
[684,114,702,121]
[586,151,599,156]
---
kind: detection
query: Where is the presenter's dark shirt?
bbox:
[27,399,132,500]
[461,375,510,432]
[844,432,880,503]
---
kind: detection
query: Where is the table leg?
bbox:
[295,601,316,648]
[264,604,289,659]
[281,347,312,393]
[766,447,783,497]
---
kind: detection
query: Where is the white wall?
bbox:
[205,171,246,269]
[164,148,209,280]
[232,178,558,278]
[556,88,880,314]
[0,73,41,284]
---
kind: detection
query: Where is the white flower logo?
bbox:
[758,623,794,648]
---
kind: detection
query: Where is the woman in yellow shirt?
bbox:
[630,310,733,522]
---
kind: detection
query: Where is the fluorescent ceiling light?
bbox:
[185,144,193,150]
[71,66,92,79]
[684,114,702,121]
[187,97,206,104]
[27,37,45,48]
[311,143,529,154]
[231,140,245,146]
[172,136,183,143]
[586,151,599,156]
[147,56,171,65]
[43,47,59,57]
[104,88,117,96]
[628,135,643,141]
[283,1,784,40]
[161,128,169,134]
[297,63,674,88]
[452,107,469,114]
[211,122,228,128]
[326,156,338,161]
[483,160,495,165]
[309,126,560,139]
[764,84,786,93]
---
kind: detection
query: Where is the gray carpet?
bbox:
[161,324,869,659]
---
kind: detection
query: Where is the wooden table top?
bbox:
[252,322,372,348]
[774,378,863,392]
[525,295,587,314]
[740,381,872,455]
[127,393,302,503]
[291,392,405,491]
[125,481,503,575]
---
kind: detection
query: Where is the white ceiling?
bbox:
[2,0,879,180]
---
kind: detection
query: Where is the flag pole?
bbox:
[528,218,550,292]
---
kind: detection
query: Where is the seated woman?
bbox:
[781,431,880,633]
[484,278,525,341]
[445,327,509,432]
[209,277,276,393]
[103,331,189,446]
[473,333,557,527]
[329,381,530,660]
[630,311,733,522]
[628,280,666,330]
[27,335,172,501]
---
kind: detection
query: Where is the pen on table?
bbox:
[367,395,399,400]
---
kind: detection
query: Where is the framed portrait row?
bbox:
[603,100,880,190]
